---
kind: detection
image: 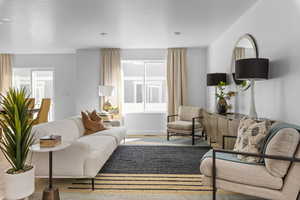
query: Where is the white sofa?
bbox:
[30,116,126,179]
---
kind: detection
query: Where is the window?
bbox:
[12,68,54,120]
[122,60,167,113]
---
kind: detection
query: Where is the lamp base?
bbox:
[249,80,258,119]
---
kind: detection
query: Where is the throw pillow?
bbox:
[234,117,256,151]
[81,111,106,135]
[237,120,271,163]
[89,110,102,122]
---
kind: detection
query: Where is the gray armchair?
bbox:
[167,106,203,145]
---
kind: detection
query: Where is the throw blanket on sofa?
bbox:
[201,122,300,166]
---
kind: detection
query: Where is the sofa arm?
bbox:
[32,141,91,177]
[167,114,178,122]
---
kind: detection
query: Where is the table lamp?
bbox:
[99,85,114,113]
[207,73,227,112]
[235,58,269,118]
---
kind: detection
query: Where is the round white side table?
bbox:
[30,142,71,200]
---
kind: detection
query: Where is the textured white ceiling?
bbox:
[0,0,257,53]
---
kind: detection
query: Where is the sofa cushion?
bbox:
[94,127,127,144]
[178,106,202,121]
[265,128,300,178]
[32,119,80,142]
[167,120,202,131]
[77,134,117,151]
[77,135,118,177]
[200,157,283,190]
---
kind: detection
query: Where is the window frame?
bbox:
[122,60,166,113]
[12,68,55,120]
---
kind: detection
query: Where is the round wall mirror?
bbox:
[231,34,258,91]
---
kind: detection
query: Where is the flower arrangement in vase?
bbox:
[215,81,236,114]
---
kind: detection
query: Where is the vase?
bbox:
[217,98,227,114]
[4,166,35,200]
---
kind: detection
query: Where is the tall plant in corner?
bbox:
[0,87,35,199]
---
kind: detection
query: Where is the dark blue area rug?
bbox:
[100,145,211,174]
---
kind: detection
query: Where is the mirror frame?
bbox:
[231,33,259,91]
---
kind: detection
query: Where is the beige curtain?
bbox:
[0,54,12,95]
[166,48,187,115]
[101,48,123,115]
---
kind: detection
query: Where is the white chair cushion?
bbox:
[200,157,283,190]
[178,106,201,121]
[167,120,202,131]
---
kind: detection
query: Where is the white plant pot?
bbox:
[4,166,35,200]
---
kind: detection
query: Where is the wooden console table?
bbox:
[203,111,245,149]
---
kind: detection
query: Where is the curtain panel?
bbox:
[101,48,123,115]
[166,48,187,115]
[0,54,12,95]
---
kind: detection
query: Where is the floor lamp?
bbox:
[235,58,269,119]
[207,73,227,112]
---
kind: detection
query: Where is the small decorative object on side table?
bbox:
[30,141,71,200]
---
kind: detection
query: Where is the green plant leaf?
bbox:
[0,87,34,173]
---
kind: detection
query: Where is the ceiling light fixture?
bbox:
[174,32,181,35]
[1,18,12,22]
[0,18,13,24]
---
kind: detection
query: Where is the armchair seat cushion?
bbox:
[167,120,202,131]
[200,157,283,190]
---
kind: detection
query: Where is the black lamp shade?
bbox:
[235,58,269,80]
[207,73,227,86]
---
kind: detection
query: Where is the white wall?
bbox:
[75,49,101,114]
[13,54,76,120]
[207,0,300,124]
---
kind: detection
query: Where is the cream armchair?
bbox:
[200,127,300,200]
[167,106,203,145]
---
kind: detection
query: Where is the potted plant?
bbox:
[0,88,35,199]
[215,81,236,114]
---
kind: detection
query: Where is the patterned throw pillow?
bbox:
[237,120,271,163]
[234,117,256,151]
